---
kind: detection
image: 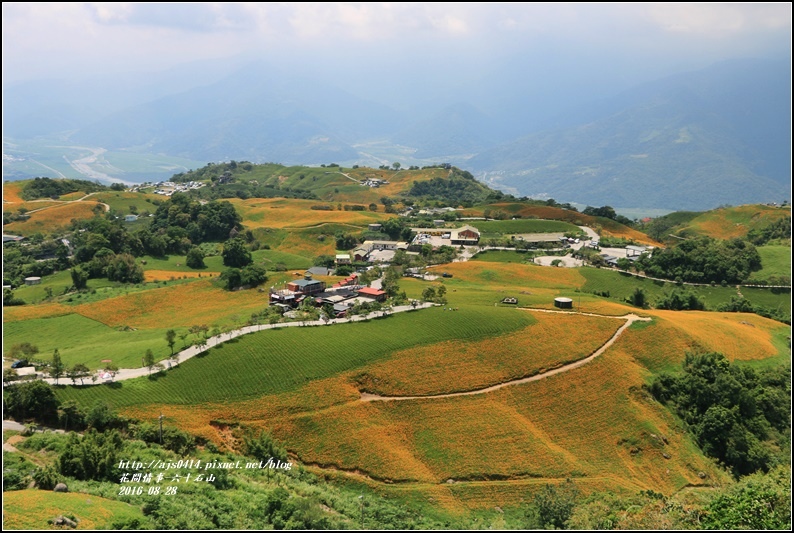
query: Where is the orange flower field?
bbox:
[3,303,73,323]
[143,270,221,282]
[4,201,100,236]
[74,280,270,329]
[355,311,622,396]
[645,310,785,362]
[229,198,393,229]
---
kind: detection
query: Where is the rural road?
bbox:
[360,312,651,402]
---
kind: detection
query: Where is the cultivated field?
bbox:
[228,197,393,229]
[3,202,101,236]
[355,311,622,396]
[679,204,791,240]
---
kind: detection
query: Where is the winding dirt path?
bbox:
[22,192,110,214]
[360,312,651,402]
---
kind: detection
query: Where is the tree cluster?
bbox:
[649,352,790,477]
[20,177,106,200]
[636,237,761,284]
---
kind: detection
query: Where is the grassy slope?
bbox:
[2,491,146,530]
[679,204,791,240]
[754,245,792,282]
[56,306,532,407]
[4,202,101,236]
[462,202,659,245]
[31,259,786,511]
[580,267,791,314]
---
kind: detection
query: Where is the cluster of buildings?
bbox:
[269,273,386,318]
[152,181,204,196]
[362,178,387,188]
[411,225,480,246]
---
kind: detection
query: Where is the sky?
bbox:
[3,2,791,93]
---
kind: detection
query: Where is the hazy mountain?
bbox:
[468,59,791,210]
[391,102,496,158]
[70,62,400,164]
[3,57,790,210]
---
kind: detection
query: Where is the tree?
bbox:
[524,479,581,529]
[58,400,86,431]
[381,267,401,298]
[144,349,155,375]
[5,380,60,424]
[392,162,401,171]
[71,266,89,290]
[49,349,65,384]
[628,287,647,309]
[166,329,176,355]
[67,363,88,385]
[422,287,437,301]
[368,203,378,212]
[105,253,144,283]
[222,238,252,268]
[186,247,206,269]
[103,363,119,380]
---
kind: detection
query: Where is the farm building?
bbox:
[352,240,408,262]
[554,297,573,309]
[410,225,480,244]
[24,277,41,285]
[450,225,480,245]
[626,245,649,257]
[3,234,25,244]
[286,278,326,295]
[367,223,383,232]
[124,214,139,222]
[600,254,619,267]
[335,254,351,265]
[357,287,387,302]
[271,275,327,305]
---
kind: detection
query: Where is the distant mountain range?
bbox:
[3,58,790,210]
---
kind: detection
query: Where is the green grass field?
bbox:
[93,192,162,214]
[56,306,533,408]
[579,267,790,314]
[138,248,312,273]
[754,245,792,282]
[4,313,177,370]
[12,271,120,304]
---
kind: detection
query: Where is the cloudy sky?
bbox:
[4,3,790,88]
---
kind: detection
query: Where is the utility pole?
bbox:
[358,495,364,529]
[159,413,164,444]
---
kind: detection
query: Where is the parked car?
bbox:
[442,273,453,278]
[11,359,29,369]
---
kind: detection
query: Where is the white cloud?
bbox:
[2,2,790,84]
